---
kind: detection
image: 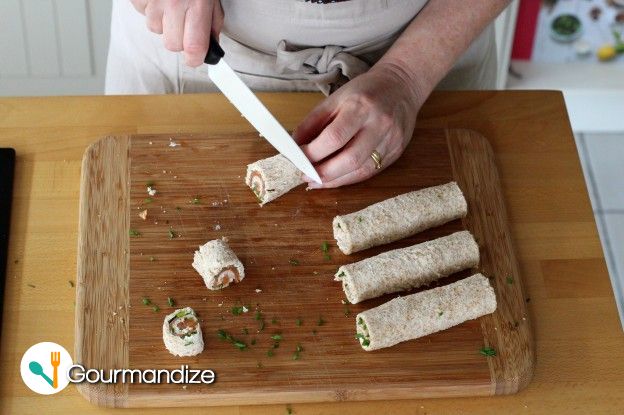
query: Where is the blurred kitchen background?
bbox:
[0,0,623,325]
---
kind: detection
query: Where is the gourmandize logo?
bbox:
[20,342,73,395]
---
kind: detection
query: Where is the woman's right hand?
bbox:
[130,0,224,67]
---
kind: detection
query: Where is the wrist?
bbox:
[369,60,431,109]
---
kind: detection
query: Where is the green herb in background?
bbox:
[168,228,178,239]
[288,259,299,266]
[267,349,274,357]
[231,305,247,315]
[317,316,325,326]
[271,317,278,325]
[129,229,141,237]
[479,347,497,357]
[152,305,160,312]
[506,276,514,285]
[438,311,444,317]
[271,334,283,341]
[190,196,201,205]
[254,310,262,320]
[167,297,174,307]
[295,318,303,326]
[142,297,151,305]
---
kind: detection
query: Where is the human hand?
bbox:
[293,63,424,189]
[130,0,223,67]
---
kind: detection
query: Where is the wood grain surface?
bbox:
[74,128,532,407]
[1,91,623,415]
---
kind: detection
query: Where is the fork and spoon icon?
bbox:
[28,351,61,388]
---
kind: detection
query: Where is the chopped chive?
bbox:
[168,228,178,239]
[233,341,247,350]
[152,305,160,312]
[321,241,329,252]
[286,405,293,415]
[292,351,300,360]
[27,284,36,288]
[184,341,193,346]
[337,271,345,278]
[479,347,497,357]
[68,280,74,288]
[289,259,299,266]
[251,338,257,345]
[295,318,303,326]
[254,310,262,320]
[336,223,341,229]
[190,196,201,204]
[167,297,174,307]
[258,320,265,332]
[142,297,151,305]
[143,197,153,204]
[271,334,283,341]
[175,206,182,211]
[231,305,248,315]
[242,328,249,335]
[323,253,331,261]
[149,256,156,262]
[296,344,303,353]
[506,276,514,285]
[256,361,263,368]
[317,316,325,326]
[129,229,141,237]
[267,349,274,357]
[272,342,280,349]
[438,311,444,316]
[271,317,278,325]
[357,216,363,223]
[343,305,351,316]
[217,330,228,340]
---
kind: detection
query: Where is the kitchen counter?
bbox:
[0,91,622,414]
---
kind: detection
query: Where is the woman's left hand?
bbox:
[293,63,424,189]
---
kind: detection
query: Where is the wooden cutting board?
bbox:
[75,129,534,408]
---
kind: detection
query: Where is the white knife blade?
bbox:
[208,60,322,184]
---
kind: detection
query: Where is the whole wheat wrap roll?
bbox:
[245,154,305,205]
[333,182,467,254]
[356,273,496,351]
[192,238,245,290]
[335,230,479,304]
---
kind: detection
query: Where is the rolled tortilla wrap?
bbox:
[356,273,496,351]
[245,154,305,205]
[192,238,245,290]
[335,231,479,304]
[163,307,204,356]
[333,182,467,254]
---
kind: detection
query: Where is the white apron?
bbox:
[105,0,497,95]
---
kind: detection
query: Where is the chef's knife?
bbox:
[204,37,322,184]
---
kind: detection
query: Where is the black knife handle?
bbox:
[204,36,225,65]
[0,148,15,346]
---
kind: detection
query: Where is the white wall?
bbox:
[0,0,112,96]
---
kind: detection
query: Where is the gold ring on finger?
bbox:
[371,150,383,169]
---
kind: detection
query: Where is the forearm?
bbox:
[374,0,510,104]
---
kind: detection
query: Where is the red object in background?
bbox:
[511,0,542,60]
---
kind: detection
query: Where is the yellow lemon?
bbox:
[597,44,617,61]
